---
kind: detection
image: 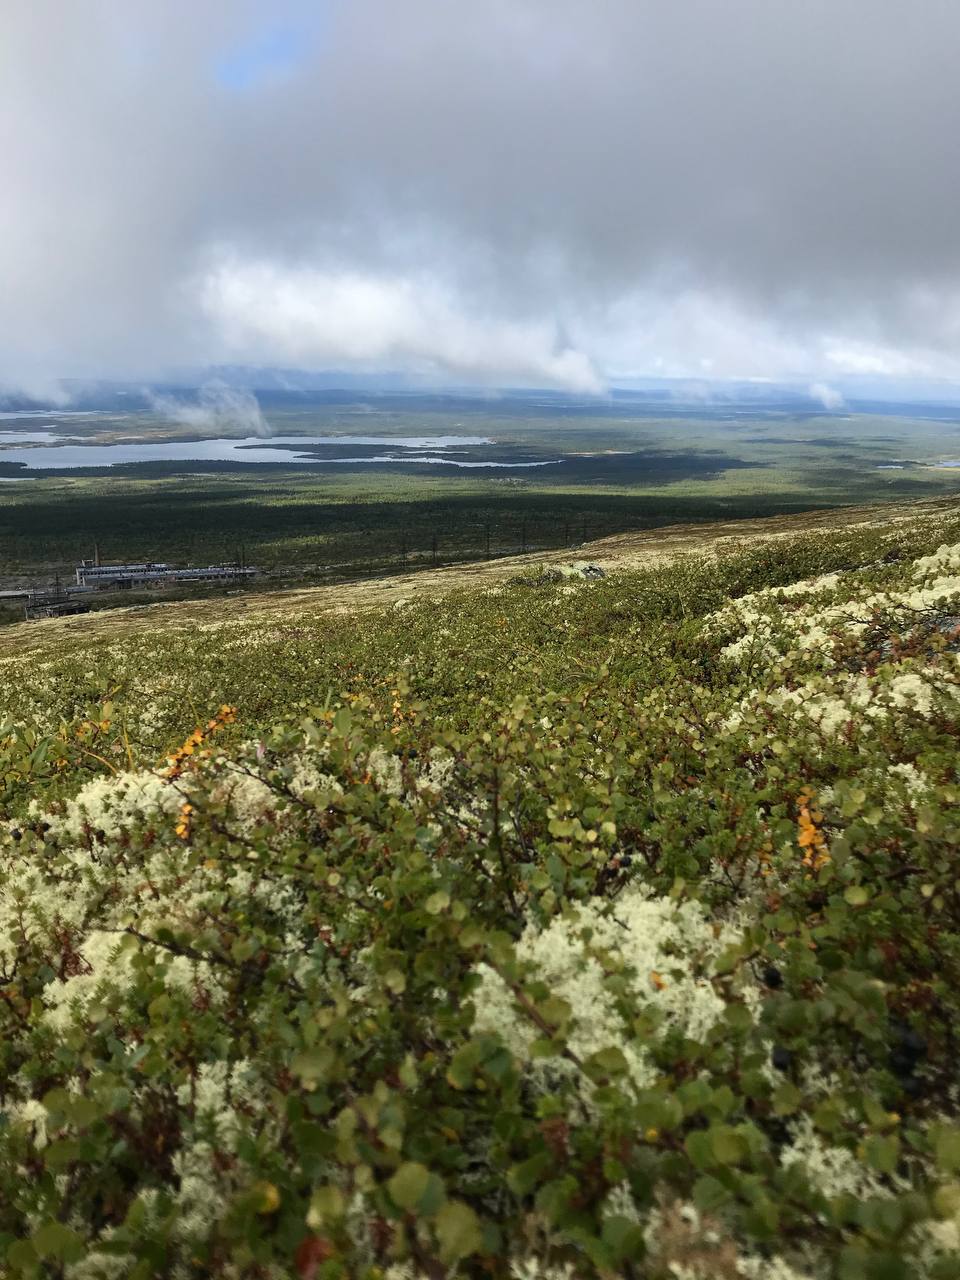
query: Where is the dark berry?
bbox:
[901,1029,927,1060]
[10,828,21,841]
[772,1046,792,1072]
[889,1048,918,1078]
[765,1119,791,1147]
[763,965,783,989]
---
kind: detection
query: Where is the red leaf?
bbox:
[295,1235,334,1280]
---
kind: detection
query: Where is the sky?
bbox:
[5,0,960,399]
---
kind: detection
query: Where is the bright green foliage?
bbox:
[2,505,960,1276]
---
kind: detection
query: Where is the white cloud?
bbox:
[808,382,845,410]
[199,258,603,393]
[7,3,960,392]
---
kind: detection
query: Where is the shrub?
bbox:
[2,508,960,1276]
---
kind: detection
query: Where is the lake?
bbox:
[0,432,563,472]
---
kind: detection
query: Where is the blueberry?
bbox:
[763,965,783,989]
[889,1048,918,1078]
[10,828,21,841]
[901,1029,927,1060]
[765,1118,791,1148]
[772,1046,792,1072]
[890,1021,927,1070]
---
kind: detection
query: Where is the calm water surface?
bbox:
[0,433,562,471]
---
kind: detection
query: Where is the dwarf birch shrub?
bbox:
[2,507,960,1276]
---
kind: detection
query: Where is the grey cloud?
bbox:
[4,0,960,391]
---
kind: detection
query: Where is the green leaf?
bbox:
[307,1185,345,1228]
[844,885,871,907]
[864,1135,899,1176]
[684,1130,714,1171]
[773,1081,802,1116]
[147,993,171,1020]
[387,1162,445,1215]
[860,1198,904,1239]
[585,1046,629,1079]
[388,1161,429,1211]
[43,1138,81,1169]
[291,1046,334,1086]
[333,707,352,734]
[936,1128,960,1174]
[813,1099,844,1135]
[435,1201,483,1263]
[710,1125,747,1166]
[714,946,743,975]
[693,1175,732,1213]
[601,1215,645,1261]
[446,1040,484,1090]
[724,1002,754,1032]
[67,1096,102,1128]
[418,1174,447,1216]
[537,995,572,1027]
[32,1222,83,1263]
[507,1151,552,1196]
[40,1088,70,1116]
[6,1239,38,1272]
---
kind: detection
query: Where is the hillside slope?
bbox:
[1,495,954,658]
[2,496,960,1279]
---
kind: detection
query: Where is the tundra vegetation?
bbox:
[1,502,960,1278]
[3,404,960,610]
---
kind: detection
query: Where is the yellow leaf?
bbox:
[251,1181,281,1214]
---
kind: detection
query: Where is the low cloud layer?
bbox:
[5,1,960,394]
[201,259,602,393]
[147,382,269,435]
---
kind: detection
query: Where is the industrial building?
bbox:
[13,552,259,620]
[24,595,90,620]
[74,560,257,590]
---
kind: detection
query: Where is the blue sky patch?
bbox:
[215,23,310,90]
